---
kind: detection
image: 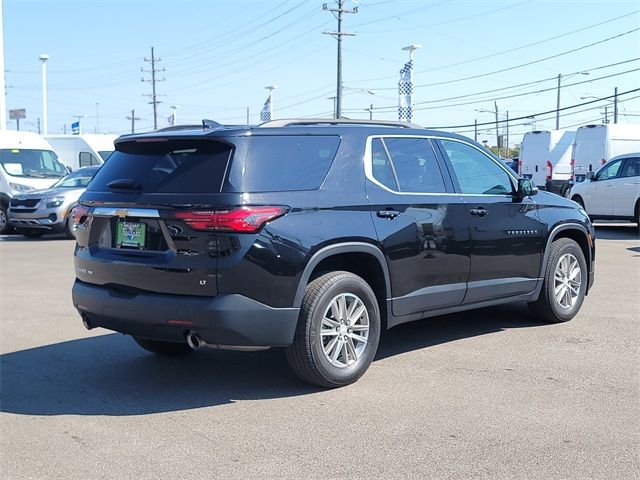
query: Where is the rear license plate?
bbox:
[116,221,146,249]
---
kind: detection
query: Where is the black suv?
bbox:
[72,119,595,387]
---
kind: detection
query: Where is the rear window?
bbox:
[226,135,340,192]
[87,139,233,193]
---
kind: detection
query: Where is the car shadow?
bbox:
[1,303,541,417]
[593,224,639,240]
[0,233,72,242]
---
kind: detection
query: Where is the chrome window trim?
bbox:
[364,134,515,197]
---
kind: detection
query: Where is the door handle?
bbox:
[469,207,488,217]
[377,209,400,219]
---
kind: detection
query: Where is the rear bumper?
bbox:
[72,280,300,347]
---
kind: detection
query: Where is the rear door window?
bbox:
[382,137,446,193]
[87,139,233,193]
[226,135,340,192]
[619,158,639,178]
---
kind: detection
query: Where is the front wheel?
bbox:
[0,205,8,234]
[286,271,381,388]
[529,238,587,323]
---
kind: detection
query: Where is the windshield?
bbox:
[52,167,99,188]
[0,148,67,178]
[98,150,113,161]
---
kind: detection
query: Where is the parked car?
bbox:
[9,166,100,238]
[71,119,595,387]
[0,131,68,234]
[45,134,116,171]
[572,123,640,183]
[520,130,575,196]
[570,153,640,229]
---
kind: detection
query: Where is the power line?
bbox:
[323,0,358,118]
[141,47,166,130]
[424,87,640,130]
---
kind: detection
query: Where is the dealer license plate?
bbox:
[116,221,146,249]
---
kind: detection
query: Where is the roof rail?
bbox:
[259,118,423,129]
[154,124,204,132]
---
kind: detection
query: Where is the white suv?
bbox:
[570,153,640,229]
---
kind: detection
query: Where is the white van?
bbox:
[0,131,68,233]
[519,130,575,196]
[572,124,640,183]
[45,134,117,170]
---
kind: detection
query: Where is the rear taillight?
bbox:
[518,160,522,175]
[546,160,552,180]
[570,159,575,181]
[71,204,90,227]
[174,206,288,232]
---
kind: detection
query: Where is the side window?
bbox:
[371,138,398,190]
[438,140,513,195]
[382,137,446,193]
[620,158,640,178]
[79,152,95,168]
[595,160,622,181]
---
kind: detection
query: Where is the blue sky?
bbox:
[2,0,640,146]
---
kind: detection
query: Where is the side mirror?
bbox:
[516,178,538,199]
[586,171,595,180]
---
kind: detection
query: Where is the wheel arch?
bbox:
[293,242,391,322]
[543,223,593,293]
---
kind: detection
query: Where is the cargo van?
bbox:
[0,131,68,233]
[45,134,117,170]
[519,130,575,196]
[572,124,640,183]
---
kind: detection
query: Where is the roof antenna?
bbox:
[202,119,222,129]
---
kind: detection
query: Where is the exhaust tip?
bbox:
[186,331,202,350]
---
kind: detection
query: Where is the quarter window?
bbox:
[370,137,446,193]
[438,140,513,195]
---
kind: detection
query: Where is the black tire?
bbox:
[133,337,193,356]
[285,271,381,388]
[571,195,584,209]
[64,216,76,239]
[22,230,44,238]
[0,204,8,234]
[529,238,587,323]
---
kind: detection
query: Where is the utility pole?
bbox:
[323,1,357,119]
[613,87,618,123]
[368,103,373,120]
[555,73,561,130]
[604,105,609,124]
[474,119,478,142]
[126,109,141,134]
[494,101,499,157]
[246,107,250,125]
[506,110,510,157]
[37,117,41,134]
[141,47,165,130]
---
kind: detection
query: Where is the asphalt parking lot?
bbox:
[1,225,638,480]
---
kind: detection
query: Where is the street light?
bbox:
[39,54,50,135]
[476,104,501,156]
[556,72,590,129]
[581,93,618,124]
[401,44,421,61]
[170,105,179,125]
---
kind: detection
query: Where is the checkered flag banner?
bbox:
[260,93,272,123]
[398,60,413,122]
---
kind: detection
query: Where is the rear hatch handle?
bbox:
[107,178,142,190]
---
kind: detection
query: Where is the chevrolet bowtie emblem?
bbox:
[116,209,128,218]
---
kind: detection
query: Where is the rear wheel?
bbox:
[0,204,8,234]
[286,271,381,388]
[529,238,587,323]
[133,337,193,356]
[64,216,76,239]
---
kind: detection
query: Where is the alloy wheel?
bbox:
[320,293,370,368]
[553,253,582,309]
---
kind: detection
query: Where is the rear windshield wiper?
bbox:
[107,178,142,190]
